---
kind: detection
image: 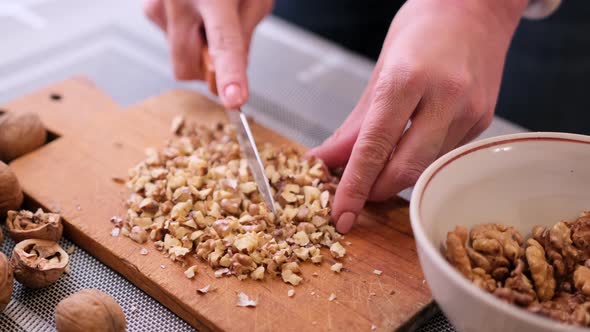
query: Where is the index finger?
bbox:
[332,65,424,233]
[199,0,248,109]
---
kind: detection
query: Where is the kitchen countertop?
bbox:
[0,1,527,331]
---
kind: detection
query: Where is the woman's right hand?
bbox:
[144,0,273,108]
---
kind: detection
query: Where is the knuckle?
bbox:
[372,63,426,108]
[356,131,393,163]
[440,73,472,100]
[340,170,371,202]
[392,62,427,93]
[392,162,425,189]
[208,25,244,54]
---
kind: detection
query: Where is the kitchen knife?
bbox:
[200,46,277,215]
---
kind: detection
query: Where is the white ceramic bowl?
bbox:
[410,132,590,332]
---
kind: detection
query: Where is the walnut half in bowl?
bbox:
[6,209,63,242]
[11,239,69,288]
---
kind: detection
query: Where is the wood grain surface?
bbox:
[2,78,432,331]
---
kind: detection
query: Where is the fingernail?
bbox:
[223,83,243,106]
[336,212,356,233]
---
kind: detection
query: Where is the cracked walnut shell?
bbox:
[55,289,126,332]
[6,209,63,242]
[11,239,69,288]
[0,252,13,312]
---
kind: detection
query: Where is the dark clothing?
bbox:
[274,1,590,135]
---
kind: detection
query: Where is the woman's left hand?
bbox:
[309,0,528,233]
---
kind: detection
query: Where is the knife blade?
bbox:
[200,45,277,215]
[226,109,277,215]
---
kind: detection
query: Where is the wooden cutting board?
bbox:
[2,78,433,331]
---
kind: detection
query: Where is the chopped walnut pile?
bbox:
[119,120,346,285]
[445,211,590,327]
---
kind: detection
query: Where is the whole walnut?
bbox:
[0,252,14,312]
[55,289,126,332]
[0,112,47,162]
[0,161,23,217]
[11,239,69,288]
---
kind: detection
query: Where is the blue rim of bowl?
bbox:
[410,132,590,330]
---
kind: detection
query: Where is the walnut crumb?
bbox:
[66,246,75,254]
[236,292,257,307]
[139,248,148,255]
[184,265,198,279]
[197,285,211,294]
[111,227,120,237]
[331,263,343,273]
[288,289,295,297]
[330,242,346,259]
[373,269,382,276]
[328,293,336,302]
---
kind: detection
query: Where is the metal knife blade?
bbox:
[227,109,277,215]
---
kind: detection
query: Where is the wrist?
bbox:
[462,0,528,29]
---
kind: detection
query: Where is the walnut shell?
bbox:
[0,161,23,218]
[55,289,126,332]
[11,239,69,288]
[0,252,14,312]
[6,209,63,242]
[0,112,47,162]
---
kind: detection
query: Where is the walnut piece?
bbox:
[331,263,343,273]
[468,223,523,281]
[494,259,536,306]
[525,238,555,301]
[54,289,126,332]
[533,222,580,279]
[11,239,69,288]
[329,242,346,259]
[6,209,63,242]
[445,226,472,279]
[236,292,257,307]
[0,253,13,312]
[121,121,345,285]
[574,265,590,296]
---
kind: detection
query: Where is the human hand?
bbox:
[309,0,528,233]
[144,0,273,108]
